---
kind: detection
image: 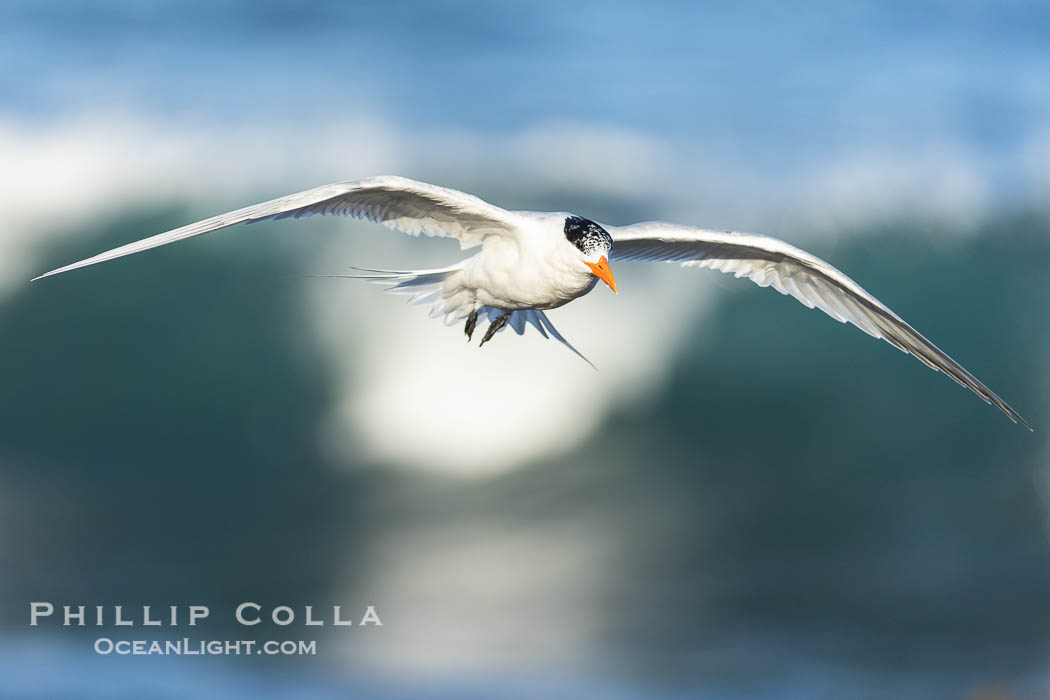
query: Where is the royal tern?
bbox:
[33,175,1030,428]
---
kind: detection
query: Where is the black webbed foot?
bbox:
[479,312,511,347]
[464,310,478,342]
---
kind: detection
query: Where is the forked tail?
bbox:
[312,265,596,369]
[484,306,596,369]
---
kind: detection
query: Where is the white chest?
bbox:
[459,229,597,310]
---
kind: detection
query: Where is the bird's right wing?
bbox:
[609,221,1030,429]
[33,176,525,280]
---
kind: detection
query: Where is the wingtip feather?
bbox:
[31,267,65,282]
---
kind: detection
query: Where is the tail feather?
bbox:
[478,307,595,370]
[342,265,462,295]
[530,310,596,370]
[407,289,441,306]
[319,265,595,368]
[509,312,527,335]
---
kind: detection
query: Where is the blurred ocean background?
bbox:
[1,0,1049,697]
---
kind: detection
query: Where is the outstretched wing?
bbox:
[609,221,1030,429]
[33,176,524,280]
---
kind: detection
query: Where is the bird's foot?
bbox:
[464,310,478,342]
[479,312,511,347]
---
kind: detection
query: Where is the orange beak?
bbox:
[583,255,617,293]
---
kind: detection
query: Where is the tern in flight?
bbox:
[33,176,1030,428]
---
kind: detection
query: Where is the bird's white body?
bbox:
[448,213,599,313]
[32,175,1030,429]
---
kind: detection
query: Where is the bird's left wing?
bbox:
[609,221,1030,428]
[33,176,523,280]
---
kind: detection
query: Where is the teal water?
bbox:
[2,205,1046,698]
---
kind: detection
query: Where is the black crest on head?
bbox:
[564,216,612,256]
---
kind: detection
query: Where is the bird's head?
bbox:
[564,215,616,293]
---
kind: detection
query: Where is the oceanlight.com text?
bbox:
[94,638,318,656]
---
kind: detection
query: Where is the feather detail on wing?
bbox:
[609,221,1030,429]
[32,176,522,280]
